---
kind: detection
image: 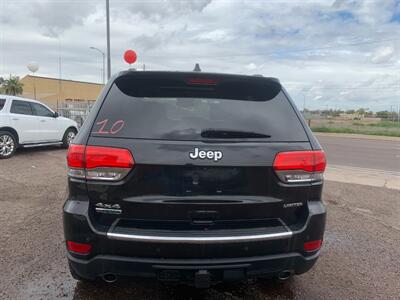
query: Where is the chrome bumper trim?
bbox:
[107,231,292,244]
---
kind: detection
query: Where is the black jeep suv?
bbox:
[63,71,326,287]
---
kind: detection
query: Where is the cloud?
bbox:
[30,0,98,38]
[331,0,347,9]
[122,0,211,20]
[246,63,257,70]
[196,30,230,42]
[1,0,400,111]
[371,46,395,63]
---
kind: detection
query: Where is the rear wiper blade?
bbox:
[201,129,271,139]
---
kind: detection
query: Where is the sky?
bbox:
[1,0,400,111]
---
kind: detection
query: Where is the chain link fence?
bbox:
[56,102,94,128]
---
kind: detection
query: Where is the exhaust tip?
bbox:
[102,273,117,283]
[277,270,292,281]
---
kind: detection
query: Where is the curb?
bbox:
[325,164,400,190]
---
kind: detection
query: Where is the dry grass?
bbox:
[309,118,400,137]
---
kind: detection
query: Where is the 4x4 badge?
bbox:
[189,147,223,162]
[95,203,122,214]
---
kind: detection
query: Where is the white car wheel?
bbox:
[0,132,17,159]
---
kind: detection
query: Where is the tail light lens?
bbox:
[273,150,326,184]
[187,78,219,85]
[66,241,92,255]
[304,239,323,252]
[67,144,134,181]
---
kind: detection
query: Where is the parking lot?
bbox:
[0,146,399,300]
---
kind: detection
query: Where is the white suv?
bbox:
[0,95,78,159]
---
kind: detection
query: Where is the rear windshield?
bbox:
[0,99,5,111]
[92,74,308,142]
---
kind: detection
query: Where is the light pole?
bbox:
[90,47,105,84]
[106,0,111,80]
[27,62,39,99]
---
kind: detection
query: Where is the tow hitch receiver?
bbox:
[195,270,211,288]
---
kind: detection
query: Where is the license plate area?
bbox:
[155,265,248,286]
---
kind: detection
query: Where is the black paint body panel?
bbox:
[64,71,326,284]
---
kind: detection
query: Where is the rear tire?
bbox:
[0,131,17,159]
[62,128,77,148]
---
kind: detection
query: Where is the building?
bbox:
[20,75,104,109]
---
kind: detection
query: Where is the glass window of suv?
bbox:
[31,102,54,117]
[10,100,33,115]
[0,99,5,111]
[92,75,308,142]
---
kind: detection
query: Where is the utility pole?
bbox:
[106,0,111,80]
[390,105,393,122]
[102,51,105,83]
[398,105,400,122]
[90,47,105,84]
[58,38,62,108]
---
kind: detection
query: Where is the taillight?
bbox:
[67,145,134,181]
[304,239,322,252]
[273,150,326,184]
[187,78,219,85]
[66,144,85,168]
[66,241,92,255]
[67,145,86,179]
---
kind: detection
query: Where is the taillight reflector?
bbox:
[66,241,92,255]
[304,239,322,252]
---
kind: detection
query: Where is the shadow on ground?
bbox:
[15,145,65,156]
[71,278,295,300]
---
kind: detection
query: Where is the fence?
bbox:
[56,102,94,128]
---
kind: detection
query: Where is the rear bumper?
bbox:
[63,200,326,282]
[68,251,320,282]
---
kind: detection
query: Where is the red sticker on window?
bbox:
[93,119,125,135]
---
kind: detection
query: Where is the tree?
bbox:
[376,111,389,119]
[356,108,366,115]
[0,77,4,93]
[1,75,23,95]
[364,111,373,117]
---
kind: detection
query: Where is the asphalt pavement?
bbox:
[316,134,400,172]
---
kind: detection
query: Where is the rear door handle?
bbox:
[40,120,46,122]
[12,118,19,121]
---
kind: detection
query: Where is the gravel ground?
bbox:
[0,147,399,300]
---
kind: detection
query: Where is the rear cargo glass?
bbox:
[91,74,308,141]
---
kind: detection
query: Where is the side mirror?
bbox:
[54,112,59,118]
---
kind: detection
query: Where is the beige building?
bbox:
[20,75,104,109]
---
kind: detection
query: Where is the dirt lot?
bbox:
[0,147,399,300]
